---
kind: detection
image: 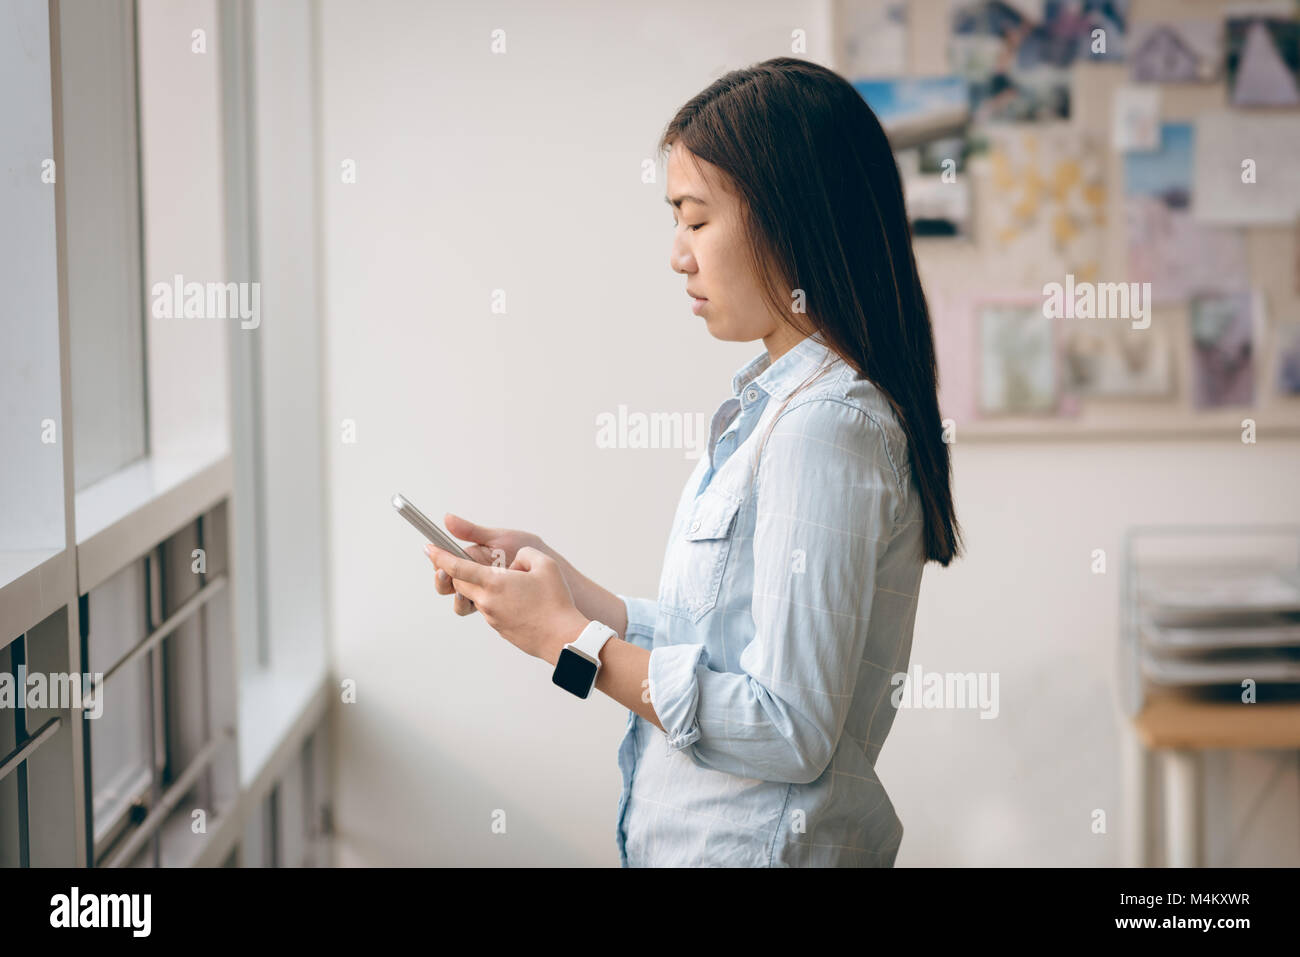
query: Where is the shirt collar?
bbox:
[731,329,836,405]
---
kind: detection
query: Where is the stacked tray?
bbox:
[1137,566,1300,687]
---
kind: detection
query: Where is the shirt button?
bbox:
[745,388,759,402]
[690,520,701,533]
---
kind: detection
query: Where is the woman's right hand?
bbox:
[433,513,629,641]
[433,513,546,616]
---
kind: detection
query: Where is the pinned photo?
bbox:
[1129,20,1222,83]
[950,0,1130,123]
[1226,16,1300,106]
[1124,123,1248,304]
[856,77,973,237]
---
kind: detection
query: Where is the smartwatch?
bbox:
[552,620,618,699]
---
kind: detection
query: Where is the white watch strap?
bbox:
[570,620,618,664]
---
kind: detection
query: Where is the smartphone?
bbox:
[392,492,476,609]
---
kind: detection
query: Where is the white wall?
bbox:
[318,0,1300,865]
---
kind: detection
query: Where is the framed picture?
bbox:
[1276,321,1300,396]
[1189,292,1258,409]
[1061,323,1174,398]
[977,299,1061,415]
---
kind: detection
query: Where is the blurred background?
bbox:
[2,0,1298,868]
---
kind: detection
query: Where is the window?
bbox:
[236,730,332,868]
[1,610,80,866]
[86,507,236,868]
[2,0,331,869]
[60,0,148,491]
[0,0,65,590]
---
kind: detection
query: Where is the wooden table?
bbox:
[1122,688,1300,866]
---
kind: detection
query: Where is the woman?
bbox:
[426,57,962,867]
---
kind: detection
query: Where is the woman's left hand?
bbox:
[424,543,588,665]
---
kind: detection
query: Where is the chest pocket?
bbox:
[658,484,744,624]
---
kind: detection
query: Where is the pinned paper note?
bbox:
[1112,86,1160,152]
[1192,112,1300,224]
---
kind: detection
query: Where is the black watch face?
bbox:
[553,648,598,698]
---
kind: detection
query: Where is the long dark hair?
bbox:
[659,56,962,566]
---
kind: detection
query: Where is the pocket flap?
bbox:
[684,486,743,541]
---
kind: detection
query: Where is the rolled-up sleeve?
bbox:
[646,398,903,784]
[616,594,659,650]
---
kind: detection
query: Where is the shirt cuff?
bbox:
[648,643,709,750]
[616,594,659,649]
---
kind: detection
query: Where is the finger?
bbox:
[437,567,472,608]
[448,576,485,606]
[464,543,498,565]
[425,544,491,587]
[509,545,543,572]
[433,563,474,609]
[445,513,499,547]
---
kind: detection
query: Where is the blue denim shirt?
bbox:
[614,331,925,866]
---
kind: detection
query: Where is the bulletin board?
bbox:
[831,0,1300,441]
